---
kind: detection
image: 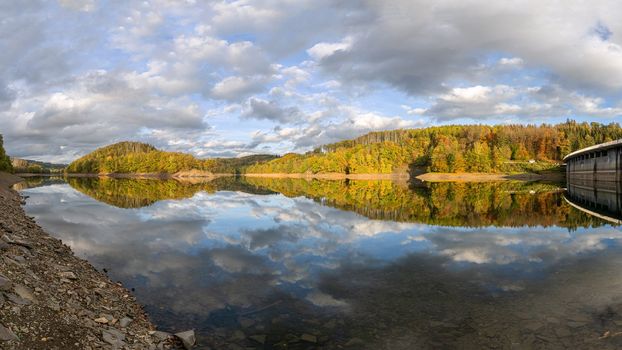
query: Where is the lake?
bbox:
[14,176,622,349]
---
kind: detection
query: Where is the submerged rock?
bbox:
[249,334,267,344]
[345,337,365,347]
[301,333,318,343]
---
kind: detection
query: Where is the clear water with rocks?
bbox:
[15,176,622,349]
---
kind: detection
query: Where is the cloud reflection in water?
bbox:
[19,179,622,349]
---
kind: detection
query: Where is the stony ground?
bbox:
[0,173,192,350]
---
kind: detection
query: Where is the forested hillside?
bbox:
[246,121,622,174]
[208,154,278,174]
[11,158,66,174]
[0,135,13,172]
[66,141,275,174]
[66,142,213,174]
[67,121,622,176]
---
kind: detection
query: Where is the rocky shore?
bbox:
[0,172,193,349]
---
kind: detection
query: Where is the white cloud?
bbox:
[439,85,514,103]
[243,98,303,124]
[421,84,622,121]
[248,105,421,151]
[58,0,97,12]
[498,57,524,67]
[307,36,353,61]
[211,76,268,101]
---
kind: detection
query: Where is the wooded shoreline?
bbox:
[17,170,565,183]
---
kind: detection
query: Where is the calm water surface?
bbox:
[15,177,622,349]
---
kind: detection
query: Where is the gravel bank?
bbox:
[0,172,190,349]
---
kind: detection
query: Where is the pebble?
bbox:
[94,317,109,324]
[60,271,78,280]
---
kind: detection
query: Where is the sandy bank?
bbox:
[0,172,191,349]
[62,172,410,181]
[243,171,564,183]
[243,173,410,180]
[415,171,565,182]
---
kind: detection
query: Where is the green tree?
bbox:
[0,135,13,173]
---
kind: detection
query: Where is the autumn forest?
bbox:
[3,120,622,176]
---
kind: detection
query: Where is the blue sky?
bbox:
[1,0,622,162]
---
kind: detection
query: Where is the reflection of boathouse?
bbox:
[563,139,622,224]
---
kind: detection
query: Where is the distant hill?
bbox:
[0,135,11,172]
[246,121,622,175]
[66,120,622,177]
[11,158,67,174]
[66,141,277,175]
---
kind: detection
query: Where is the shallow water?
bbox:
[16,176,622,349]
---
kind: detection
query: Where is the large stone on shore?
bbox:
[60,271,78,280]
[6,293,30,305]
[14,284,35,302]
[0,275,12,291]
[0,324,17,341]
[102,328,126,346]
[94,317,108,324]
[175,330,196,349]
[119,317,133,328]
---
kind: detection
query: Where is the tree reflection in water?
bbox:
[59,176,606,228]
[16,176,622,349]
